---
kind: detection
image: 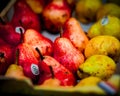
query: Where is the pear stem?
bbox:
[60,27,63,38]
[0,52,4,58]
[35,47,44,60]
[49,66,54,79]
[15,49,19,65]
[19,27,24,43]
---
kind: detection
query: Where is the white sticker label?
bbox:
[31,64,39,75]
[15,26,25,34]
[101,16,109,26]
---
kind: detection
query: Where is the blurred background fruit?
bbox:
[25,0,45,14]
[75,0,103,24]
[96,3,120,20]
[42,0,71,34]
[107,0,120,6]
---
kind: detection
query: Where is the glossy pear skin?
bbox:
[53,37,85,74]
[38,56,76,86]
[62,17,89,52]
[23,29,53,56]
[16,43,40,82]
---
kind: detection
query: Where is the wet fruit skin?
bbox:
[77,55,116,80]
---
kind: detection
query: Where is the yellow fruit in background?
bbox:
[97,3,120,20]
[76,76,102,87]
[87,15,120,40]
[77,55,116,80]
[25,0,44,14]
[75,0,102,24]
[107,0,120,6]
[107,74,120,89]
[74,76,105,94]
[84,35,120,62]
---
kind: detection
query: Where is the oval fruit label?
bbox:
[101,16,109,26]
[31,64,40,75]
[15,26,25,34]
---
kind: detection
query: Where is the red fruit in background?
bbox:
[11,0,41,32]
[0,38,14,75]
[16,43,40,83]
[64,0,76,10]
[23,29,53,56]
[44,0,52,6]
[0,22,24,46]
[42,0,71,34]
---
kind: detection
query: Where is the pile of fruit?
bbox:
[0,0,120,95]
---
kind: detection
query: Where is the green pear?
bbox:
[87,15,120,40]
[77,55,116,80]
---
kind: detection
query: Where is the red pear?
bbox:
[62,17,89,52]
[0,22,25,46]
[42,0,71,33]
[5,49,33,86]
[23,29,53,56]
[36,48,76,86]
[16,43,40,83]
[11,0,41,32]
[53,37,85,75]
[0,38,14,75]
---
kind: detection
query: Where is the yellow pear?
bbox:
[96,3,120,20]
[77,55,116,80]
[74,76,105,94]
[76,76,102,87]
[87,15,120,40]
[75,0,102,24]
[5,49,33,86]
[40,78,61,87]
[84,35,120,62]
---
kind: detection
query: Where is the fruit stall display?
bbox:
[0,0,120,96]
